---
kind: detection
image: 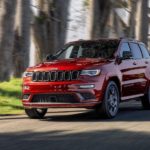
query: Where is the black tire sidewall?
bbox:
[25,108,47,119]
[103,81,120,118]
[141,86,150,109]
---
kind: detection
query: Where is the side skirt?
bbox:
[121,94,144,101]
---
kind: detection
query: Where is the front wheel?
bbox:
[25,108,47,119]
[141,86,150,109]
[96,81,120,119]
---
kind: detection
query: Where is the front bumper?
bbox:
[23,101,101,109]
[22,91,101,109]
[22,75,105,109]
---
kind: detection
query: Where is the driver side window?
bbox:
[120,42,131,57]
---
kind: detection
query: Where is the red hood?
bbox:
[27,58,111,71]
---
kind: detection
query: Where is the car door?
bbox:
[118,42,138,98]
[128,42,147,95]
[139,43,150,87]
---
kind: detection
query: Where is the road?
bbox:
[1,101,150,150]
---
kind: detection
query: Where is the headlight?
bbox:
[80,69,101,76]
[23,72,33,78]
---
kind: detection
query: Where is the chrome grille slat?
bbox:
[71,71,80,80]
[38,72,43,81]
[57,71,64,81]
[44,72,50,81]
[51,71,57,81]
[64,71,71,80]
[32,70,80,82]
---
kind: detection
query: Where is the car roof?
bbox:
[66,38,145,46]
[120,38,145,45]
[66,38,121,45]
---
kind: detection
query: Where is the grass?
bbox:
[0,78,24,115]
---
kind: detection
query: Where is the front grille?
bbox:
[32,94,78,103]
[32,70,80,82]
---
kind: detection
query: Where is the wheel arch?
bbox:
[108,76,121,98]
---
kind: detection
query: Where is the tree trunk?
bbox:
[128,0,137,38]
[0,0,17,81]
[32,0,70,64]
[90,0,111,39]
[13,0,31,77]
[139,0,148,46]
[20,0,31,70]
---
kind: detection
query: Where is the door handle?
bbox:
[145,61,149,64]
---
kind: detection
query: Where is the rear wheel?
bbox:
[141,86,150,109]
[96,81,120,118]
[25,108,47,119]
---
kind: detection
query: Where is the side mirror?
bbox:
[122,51,132,60]
[115,55,122,64]
[46,54,55,61]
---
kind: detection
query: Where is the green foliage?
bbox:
[0,78,23,114]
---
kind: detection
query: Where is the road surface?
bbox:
[0,101,150,150]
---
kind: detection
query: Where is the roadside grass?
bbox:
[0,78,24,115]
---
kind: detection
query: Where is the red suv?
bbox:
[22,38,150,119]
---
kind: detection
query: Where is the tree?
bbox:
[139,0,148,46]
[0,0,17,81]
[89,0,111,39]
[13,0,31,77]
[89,0,139,39]
[128,0,137,38]
[32,0,70,63]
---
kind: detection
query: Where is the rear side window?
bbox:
[120,42,131,57]
[129,43,142,59]
[139,44,150,59]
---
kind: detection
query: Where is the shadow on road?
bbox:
[1,101,150,150]
[44,102,150,122]
[1,101,150,122]
[0,128,150,150]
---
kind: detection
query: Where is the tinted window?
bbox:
[129,43,142,59]
[56,40,120,60]
[120,42,131,57]
[139,44,150,59]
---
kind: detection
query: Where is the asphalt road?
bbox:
[1,101,150,150]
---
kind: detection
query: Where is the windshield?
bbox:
[56,40,120,60]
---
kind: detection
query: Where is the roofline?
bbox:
[120,37,144,44]
[65,38,145,46]
[66,38,121,45]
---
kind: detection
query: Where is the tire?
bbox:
[25,108,47,119]
[96,81,120,119]
[141,86,150,109]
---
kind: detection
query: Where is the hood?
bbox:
[27,58,111,72]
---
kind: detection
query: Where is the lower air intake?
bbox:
[32,94,78,103]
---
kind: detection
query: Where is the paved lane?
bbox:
[0,101,150,150]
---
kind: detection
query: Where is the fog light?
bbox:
[23,94,30,100]
[79,84,95,89]
[80,93,96,100]
[23,85,30,90]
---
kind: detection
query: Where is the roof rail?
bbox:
[78,39,84,41]
[120,37,138,42]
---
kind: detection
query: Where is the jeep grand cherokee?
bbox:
[22,38,150,119]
